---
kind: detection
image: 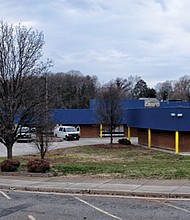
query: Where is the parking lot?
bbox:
[0,137,138,157]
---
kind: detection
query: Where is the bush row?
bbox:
[0,158,50,173]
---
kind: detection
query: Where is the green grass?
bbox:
[1,144,190,179]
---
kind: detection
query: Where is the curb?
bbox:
[1,184,190,199]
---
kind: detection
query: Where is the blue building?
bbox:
[51,99,190,153]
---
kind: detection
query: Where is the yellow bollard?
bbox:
[127,126,131,140]
[148,128,151,149]
[99,124,102,138]
[175,131,179,154]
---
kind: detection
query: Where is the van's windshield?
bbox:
[66,127,76,132]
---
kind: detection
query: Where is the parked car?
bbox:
[16,127,32,142]
[53,126,80,140]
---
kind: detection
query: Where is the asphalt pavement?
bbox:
[0,137,190,198]
[0,137,138,157]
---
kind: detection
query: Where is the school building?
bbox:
[51,99,190,153]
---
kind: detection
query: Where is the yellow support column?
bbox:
[175,131,179,154]
[148,128,151,149]
[127,126,131,140]
[99,124,102,138]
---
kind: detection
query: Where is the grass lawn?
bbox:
[1,144,190,179]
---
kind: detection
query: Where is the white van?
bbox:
[53,126,80,140]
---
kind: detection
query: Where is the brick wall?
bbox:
[80,125,139,138]
[178,132,190,152]
[151,130,175,150]
[124,126,138,137]
[80,125,100,137]
[138,129,148,146]
[138,129,190,152]
[138,129,175,150]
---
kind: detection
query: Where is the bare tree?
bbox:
[173,75,190,101]
[47,71,98,109]
[127,75,141,99]
[155,80,174,101]
[0,21,52,159]
[33,109,54,159]
[32,75,54,159]
[114,77,132,99]
[96,82,125,144]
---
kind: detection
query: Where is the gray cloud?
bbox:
[1,0,190,87]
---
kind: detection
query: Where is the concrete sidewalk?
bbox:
[0,175,190,198]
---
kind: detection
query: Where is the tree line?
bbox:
[43,72,190,110]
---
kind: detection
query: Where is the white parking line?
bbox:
[74,196,122,220]
[28,215,36,220]
[167,203,190,214]
[156,200,190,214]
[0,191,11,200]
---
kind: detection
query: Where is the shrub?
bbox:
[27,158,50,173]
[118,138,131,145]
[0,159,20,172]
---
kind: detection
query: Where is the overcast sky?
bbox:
[1,0,190,87]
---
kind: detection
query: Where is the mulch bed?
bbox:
[90,143,134,149]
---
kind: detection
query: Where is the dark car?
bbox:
[17,127,32,142]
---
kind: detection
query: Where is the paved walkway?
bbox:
[0,175,190,198]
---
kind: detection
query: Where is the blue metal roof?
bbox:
[126,107,190,131]
[89,99,144,109]
[50,100,190,131]
[51,109,96,125]
[160,101,190,108]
